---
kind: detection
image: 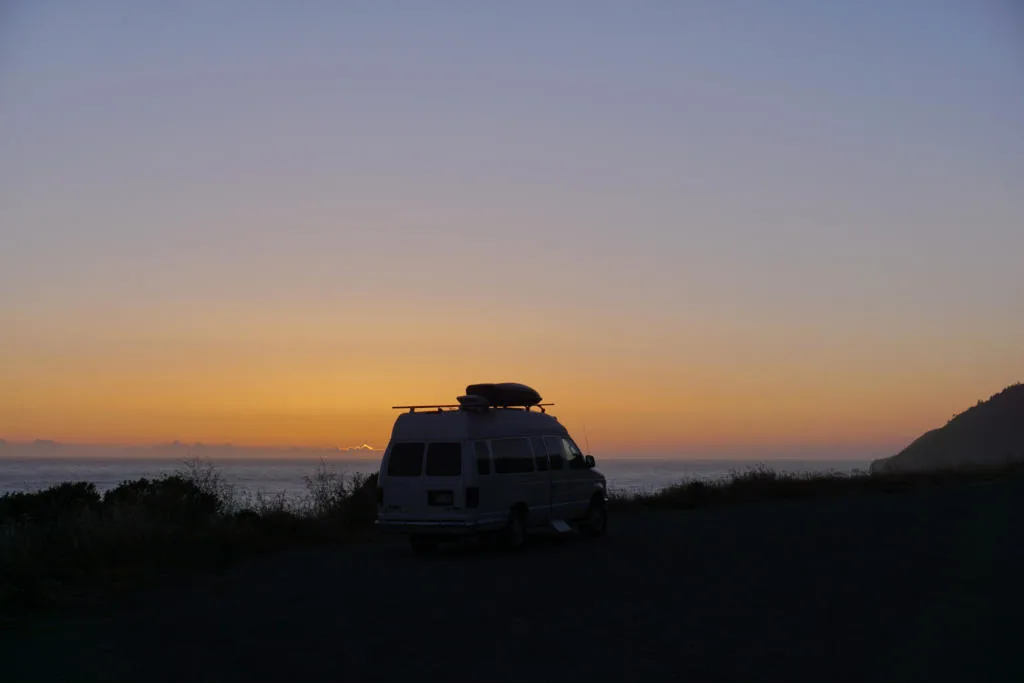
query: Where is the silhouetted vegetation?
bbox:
[0,481,102,523]
[0,459,378,611]
[6,456,1024,612]
[607,461,1024,510]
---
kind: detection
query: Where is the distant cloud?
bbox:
[339,443,377,452]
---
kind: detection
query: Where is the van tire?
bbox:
[501,507,527,550]
[581,498,608,538]
[409,535,439,555]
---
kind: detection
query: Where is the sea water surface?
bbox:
[0,456,871,500]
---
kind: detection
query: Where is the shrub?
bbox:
[103,476,219,528]
[337,472,378,531]
[175,457,239,513]
[302,461,378,530]
[303,460,349,518]
[0,482,101,524]
[0,461,379,611]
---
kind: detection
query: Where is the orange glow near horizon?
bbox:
[3,304,1019,456]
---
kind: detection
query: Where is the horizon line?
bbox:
[0,438,889,461]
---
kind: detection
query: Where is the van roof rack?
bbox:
[392,403,554,414]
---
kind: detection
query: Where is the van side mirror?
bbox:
[584,455,595,468]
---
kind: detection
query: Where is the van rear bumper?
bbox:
[375,516,504,535]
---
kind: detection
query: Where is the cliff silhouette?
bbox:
[871,383,1024,474]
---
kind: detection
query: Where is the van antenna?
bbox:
[583,421,591,454]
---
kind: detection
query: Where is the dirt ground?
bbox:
[4,480,1022,683]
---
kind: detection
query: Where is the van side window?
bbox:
[562,437,585,469]
[544,436,565,470]
[492,438,535,474]
[531,437,548,471]
[474,441,491,475]
[425,442,462,476]
[387,442,424,476]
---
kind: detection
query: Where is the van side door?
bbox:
[492,437,550,526]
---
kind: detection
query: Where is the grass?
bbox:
[607,461,1024,511]
[5,457,1024,612]
[0,458,378,612]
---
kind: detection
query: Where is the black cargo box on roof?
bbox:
[464,382,542,407]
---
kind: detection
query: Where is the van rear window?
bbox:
[425,442,462,476]
[387,442,424,476]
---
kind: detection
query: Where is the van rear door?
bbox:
[422,441,465,511]
[381,441,425,513]
[381,441,465,515]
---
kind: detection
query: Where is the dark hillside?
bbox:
[871,383,1024,474]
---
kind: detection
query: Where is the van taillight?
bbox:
[466,486,479,508]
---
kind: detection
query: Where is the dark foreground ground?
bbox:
[3,479,1022,683]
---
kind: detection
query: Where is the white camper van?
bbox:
[375,383,608,553]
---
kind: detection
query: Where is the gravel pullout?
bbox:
[4,480,1022,683]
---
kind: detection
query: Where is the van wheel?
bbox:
[502,508,527,550]
[409,535,439,555]
[582,499,608,538]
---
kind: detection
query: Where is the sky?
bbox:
[2,1,1022,458]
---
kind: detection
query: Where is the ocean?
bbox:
[0,456,871,500]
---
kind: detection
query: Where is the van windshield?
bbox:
[425,442,462,476]
[387,442,424,476]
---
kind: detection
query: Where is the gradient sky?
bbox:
[2,1,1022,457]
